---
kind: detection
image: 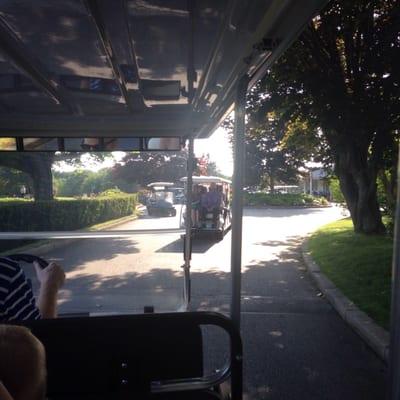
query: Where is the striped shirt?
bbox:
[0,257,41,321]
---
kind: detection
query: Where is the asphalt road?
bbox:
[23,205,386,399]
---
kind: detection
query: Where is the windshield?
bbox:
[0,150,187,315]
[151,191,174,203]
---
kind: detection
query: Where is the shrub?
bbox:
[0,194,137,232]
[98,188,125,197]
[243,192,329,207]
[329,177,345,203]
[0,197,32,203]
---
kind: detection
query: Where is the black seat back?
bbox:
[24,313,204,398]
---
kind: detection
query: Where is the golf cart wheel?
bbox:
[171,209,177,217]
[216,231,224,241]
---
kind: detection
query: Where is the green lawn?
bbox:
[308,218,393,329]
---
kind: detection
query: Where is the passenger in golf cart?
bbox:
[199,182,224,228]
[181,177,231,239]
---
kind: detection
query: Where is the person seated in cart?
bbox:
[217,184,229,220]
[0,325,47,400]
[200,183,224,228]
[191,185,202,227]
[0,258,65,322]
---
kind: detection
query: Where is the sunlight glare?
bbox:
[194,127,233,177]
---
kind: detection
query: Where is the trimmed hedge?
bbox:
[0,197,31,203]
[244,192,329,207]
[0,195,137,232]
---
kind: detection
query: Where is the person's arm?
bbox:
[1,258,40,321]
[219,193,225,208]
[34,262,65,319]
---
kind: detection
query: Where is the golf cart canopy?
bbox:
[0,0,328,142]
[181,176,231,184]
[148,182,175,189]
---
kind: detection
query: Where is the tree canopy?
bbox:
[245,108,305,191]
[111,151,188,187]
[251,0,399,233]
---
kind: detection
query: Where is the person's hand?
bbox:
[34,261,65,290]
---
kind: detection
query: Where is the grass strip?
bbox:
[308,218,393,329]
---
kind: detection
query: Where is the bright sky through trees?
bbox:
[194,127,233,177]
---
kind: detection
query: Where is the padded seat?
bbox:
[20,312,242,399]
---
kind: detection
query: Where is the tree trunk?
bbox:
[0,153,54,201]
[30,157,54,201]
[335,146,385,234]
[268,175,275,193]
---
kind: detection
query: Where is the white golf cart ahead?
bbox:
[146,182,177,217]
[180,176,232,241]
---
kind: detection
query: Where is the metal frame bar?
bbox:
[192,0,237,109]
[230,75,249,329]
[0,229,184,240]
[186,0,196,102]
[183,138,195,306]
[84,0,135,112]
[122,0,141,88]
[0,17,81,115]
[148,311,242,399]
[387,146,400,400]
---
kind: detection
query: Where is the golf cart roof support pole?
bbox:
[230,75,249,329]
[388,145,400,400]
[84,0,135,113]
[183,137,194,306]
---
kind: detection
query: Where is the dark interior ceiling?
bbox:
[0,0,329,139]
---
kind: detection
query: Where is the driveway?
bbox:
[21,205,386,399]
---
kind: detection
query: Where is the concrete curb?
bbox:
[301,240,390,362]
[245,205,331,209]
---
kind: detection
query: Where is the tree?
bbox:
[245,130,299,192]
[0,153,54,200]
[0,167,33,197]
[0,152,116,201]
[112,151,188,187]
[377,137,399,220]
[195,154,221,177]
[223,87,320,191]
[255,0,399,233]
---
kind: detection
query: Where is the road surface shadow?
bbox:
[18,234,385,400]
[54,240,385,400]
[244,207,336,218]
[20,238,140,279]
[254,236,303,248]
[156,237,216,254]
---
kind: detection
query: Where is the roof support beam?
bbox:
[0,110,200,136]
[0,17,81,115]
[84,0,137,112]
